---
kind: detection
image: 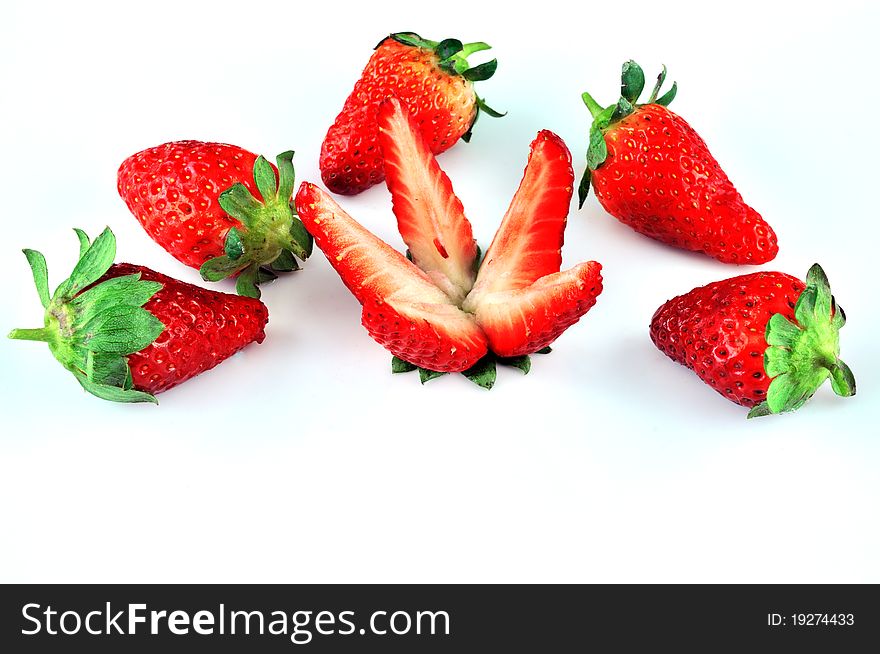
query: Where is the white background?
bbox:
[1,0,877,583]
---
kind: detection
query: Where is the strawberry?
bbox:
[462,129,602,357]
[117,141,312,297]
[298,99,603,387]
[8,228,268,403]
[650,264,855,417]
[295,181,488,372]
[377,97,479,303]
[319,32,503,196]
[467,264,603,358]
[578,61,778,264]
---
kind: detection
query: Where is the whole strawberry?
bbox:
[650,264,854,417]
[117,141,312,297]
[579,61,778,264]
[319,32,503,195]
[8,228,267,403]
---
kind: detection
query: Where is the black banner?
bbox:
[1,584,876,652]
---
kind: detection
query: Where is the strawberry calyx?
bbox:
[389,32,496,78]
[199,151,313,298]
[748,264,856,418]
[391,347,552,390]
[386,32,504,142]
[578,60,677,208]
[8,228,164,404]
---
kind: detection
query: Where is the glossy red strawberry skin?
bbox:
[117,141,263,269]
[650,271,804,407]
[361,299,488,372]
[98,264,268,393]
[320,38,478,195]
[592,104,778,264]
[295,182,488,371]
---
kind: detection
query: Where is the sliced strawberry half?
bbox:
[469,262,603,357]
[378,97,478,304]
[462,130,602,356]
[467,130,574,302]
[295,182,488,371]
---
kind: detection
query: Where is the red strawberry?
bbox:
[464,130,603,356]
[650,264,855,417]
[299,101,603,386]
[9,228,267,403]
[320,32,503,196]
[295,182,488,372]
[378,97,479,303]
[117,140,312,297]
[579,61,778,264]
[468,264,603,358]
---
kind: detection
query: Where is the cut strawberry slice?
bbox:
[470,262,603,357]
[296,182,488,371]
[378,97,478,303]
[463,130,601,357]
[467,130,574,303]
[297,123,602,382]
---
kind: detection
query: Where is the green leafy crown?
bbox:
[391,348,552,391]
[8,228,164,404]
[748,264,856,418]
[199,151,313,298]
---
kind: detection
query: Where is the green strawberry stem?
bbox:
[8,228,163,404]
[199,151,313,298]
[578,60,677,208]
[748,264,856,418]
[388,31,503,143]
[581,91,604,119]
[8,327,52,341]
[460,41,492,58]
